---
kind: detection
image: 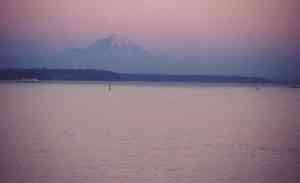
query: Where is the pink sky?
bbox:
[1,0,299,52]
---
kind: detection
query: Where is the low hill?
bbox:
[0,69,120,81]
[0,68,272,83]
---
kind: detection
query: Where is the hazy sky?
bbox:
[1,0,300,80]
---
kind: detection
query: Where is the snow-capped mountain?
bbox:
[0,34,172,73]
[89,34,139,50]
[52,34,157,72]
[81,34,148,57]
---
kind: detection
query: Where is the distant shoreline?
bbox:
[0,68,299,86]
[0,68,274,83]
[0,80,286,87]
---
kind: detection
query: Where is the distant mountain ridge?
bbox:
[0,68,272,83]
[1,34,299,82]
[0,35,274,83]
[0,69,120,81]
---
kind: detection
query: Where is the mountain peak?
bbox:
[86,34,148,56]
[89,34,138,49]
[107,34,132,47]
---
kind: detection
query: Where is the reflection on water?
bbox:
[0,83,300,183]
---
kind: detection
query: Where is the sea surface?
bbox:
[0,82,300,183]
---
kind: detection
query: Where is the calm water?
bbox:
[0,83,300,183]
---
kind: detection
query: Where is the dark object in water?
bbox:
[255,87,260,90]
[290,85,300,88]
